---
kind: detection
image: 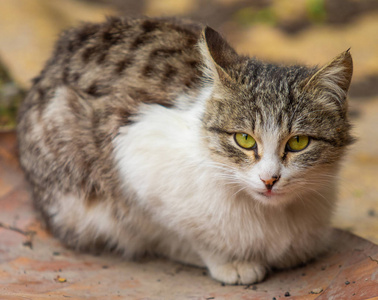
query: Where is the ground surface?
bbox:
[0,0,377,298]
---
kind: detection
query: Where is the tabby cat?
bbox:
[17,16,353,285]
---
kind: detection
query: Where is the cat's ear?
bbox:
[198,26,239,84]
[304,50,353,111]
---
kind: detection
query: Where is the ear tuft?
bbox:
[304,50,353,109]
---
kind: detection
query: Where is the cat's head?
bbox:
[198,27,354,206]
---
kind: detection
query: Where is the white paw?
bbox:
[208,261,266,285]
[208,263,239,285]
[234,261,266,284]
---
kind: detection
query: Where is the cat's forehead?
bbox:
[239,62,311,96]
[230,62,316,129]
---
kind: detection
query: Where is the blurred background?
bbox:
[0,0,377,243]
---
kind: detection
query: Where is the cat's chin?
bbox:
[248,190,292,206]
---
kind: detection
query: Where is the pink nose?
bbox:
[260,175,280,190]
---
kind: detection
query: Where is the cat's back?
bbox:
[20,17,203,115]
[17,16,204,201]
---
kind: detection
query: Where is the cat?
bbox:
[17,16,354,285]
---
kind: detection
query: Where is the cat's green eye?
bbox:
[286,135,310,152]
[234,133,256,150]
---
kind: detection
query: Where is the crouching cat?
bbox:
[17,16,354,285]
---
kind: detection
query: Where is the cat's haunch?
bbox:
[17,16,353,285]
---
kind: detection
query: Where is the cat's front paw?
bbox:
[208,261,266,285]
